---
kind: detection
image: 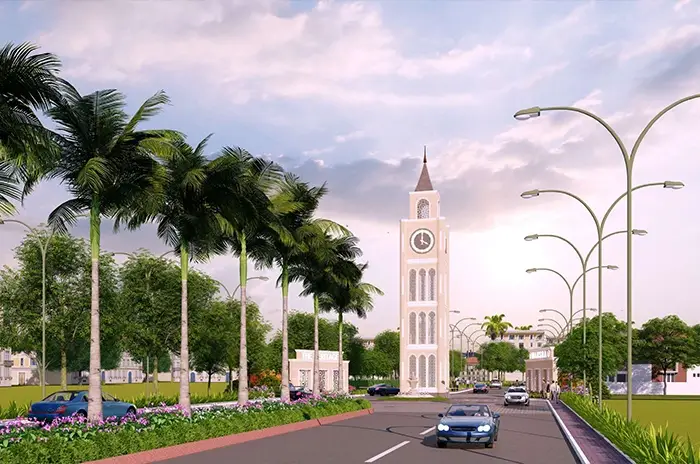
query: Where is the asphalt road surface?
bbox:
[166,391,578,464]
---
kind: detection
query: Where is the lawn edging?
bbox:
[558,400,635,464]
[545,400,590,464]
[85,408,374,464]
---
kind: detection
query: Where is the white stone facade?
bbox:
[288,350,349,392]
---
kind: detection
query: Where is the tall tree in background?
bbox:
[373,330,400,378]
[190,300,230,395]
[636,315,695,395]
[44,88,173,422]
[0,42,63,215]
[482,315,513,340]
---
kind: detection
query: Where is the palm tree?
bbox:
[44,88,173,422]
[0,42,63,214]
[319,262,383,393]
[217,147,282,404]
[290,233,363,395]
[481,314,513,341]
[114,135,235,414]
[515,325,533,330]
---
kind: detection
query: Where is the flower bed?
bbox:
[561,392,700,464]
[0,395,370,463]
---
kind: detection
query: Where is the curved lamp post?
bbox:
[469,333,489,381]
[515,95,696,419]
[522,186,672,410]
[538,318,564,333]
[0,218,55,397]
[538,323,562,338]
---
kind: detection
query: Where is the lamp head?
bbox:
[631,229,648,236]
[663,181,684,190]
[520,189,540,199]
[514,106,542,121]
[526,268,538,274]
[537,318,545,322]
[605,265,619,270]
[524,234,539,241]
[538,309,548,313]
[259,276,270,281]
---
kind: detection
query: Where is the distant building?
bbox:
[361,338,375,350]
[607,363,700,395]
[0,349,13,387]
[495,329,546,350]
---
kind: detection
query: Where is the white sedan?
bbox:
[504,386,530,406]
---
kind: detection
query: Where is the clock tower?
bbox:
[399,148,450,395]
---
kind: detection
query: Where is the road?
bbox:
[166,391,578,464]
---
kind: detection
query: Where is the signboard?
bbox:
[529,349,552,360]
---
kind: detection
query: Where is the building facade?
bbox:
[1,349,13,387]
[496,329,546,350]
[525,347,558,392]
[399,150,450,395]
[288,350,349,392]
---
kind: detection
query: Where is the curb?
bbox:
[546,400,590,464]
[559,400,635,464]
[85,408,374,464]
[449,388,473,395]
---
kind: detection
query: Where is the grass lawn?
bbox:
[604,398,700,446]
[0,382,227,408]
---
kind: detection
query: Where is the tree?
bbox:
[636,315,695,395]
[118,252,181,392]
[373,330,400,377]
[450,350,463,378]
[514,325,532,330]
[482,315,512,340]
[360,349,393,378]
[0,231,121,389]
[190,300,230,395]
[43,88,172,422]
[478,342,522,379]
[555,313,626,390]
[0,42,63,215]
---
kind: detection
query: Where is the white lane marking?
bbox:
[419,426,435,436]
[365,441,411,463]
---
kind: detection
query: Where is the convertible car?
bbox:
[28,391,137,422]
[436,404,500,448]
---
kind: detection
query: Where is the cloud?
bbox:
[302,146,334,156]
[334,131,366,143]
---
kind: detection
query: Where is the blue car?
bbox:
[28,390,137,422]
[436,403,500,448]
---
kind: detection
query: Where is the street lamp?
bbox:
[538,318,564,333]
[0,218,55,397]
[515,96,696,420]
[218,276,270,300]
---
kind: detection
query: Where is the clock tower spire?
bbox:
[415,146,434,192]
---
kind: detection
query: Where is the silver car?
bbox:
[504,386,529,406]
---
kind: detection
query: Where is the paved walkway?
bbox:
[551,401,630,463]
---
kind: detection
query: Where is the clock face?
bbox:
[410,228,435,254]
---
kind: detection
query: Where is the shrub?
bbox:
[561,392,700,464]
[349,379,398,388]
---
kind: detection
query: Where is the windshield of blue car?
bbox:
[508,387,527,393]
[446,405,490,417]
[42,391,79,402]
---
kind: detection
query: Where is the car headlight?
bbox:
[437,424,449,432]
[477,424,491,432]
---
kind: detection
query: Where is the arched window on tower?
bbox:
[409,355,417,379]
[428,355,436,388]
[418,312,426,344]
[428,311,436,344]
[409,313,417,344]
[419,355,427,388]
[409,269,417,301]
[428,268,436,300]
[417,199,430,219]
[418,269,426,301]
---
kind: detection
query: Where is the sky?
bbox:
[2,0,700,340]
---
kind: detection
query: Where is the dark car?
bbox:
[289,383,312,401]
[367,384,400,396]
[28,391,136,422]
[436,403,500,448]
[473,383,489,394]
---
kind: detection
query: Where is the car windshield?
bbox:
[491,380,500,383]
[475,383,485,387]
[42,391,78,402]
[446,405,490,417]
[508,387,527,393]
[372,384,387,388]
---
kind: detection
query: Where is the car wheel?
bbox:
[495,433,499,442]
[503,402,508,406]
[485,442,494,448]
[76,410,87,418]
[127,407,136,415]
[437,441,447,449]
[369,392,374,396]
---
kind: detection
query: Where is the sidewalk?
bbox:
[550,401,631,463]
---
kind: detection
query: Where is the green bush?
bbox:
[349,379,398,388]
[0,397,371,463]
[561,392,700,464]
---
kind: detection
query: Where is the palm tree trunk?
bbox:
[238,235,249,404]
[153,356,159,393]
[179,245,191,413]
[338,311,343,393]
[280,264,290,400]
[313,294,320,396]
[207,372,212,396]
[87,202,103,423]
[60,348,67,390]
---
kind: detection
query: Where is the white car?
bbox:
[489,380,502,389]
[504,386,529,406]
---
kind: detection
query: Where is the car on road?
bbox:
[289,383,312,401]
[489,380,502,389]
[367,384,400,396]
[473,383,489,394]
[28,391,136,422]
[436,403,500,448]
[504,386,530,406]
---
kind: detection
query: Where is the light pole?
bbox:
[522,186,675,410]
[525,267,573,333]
[538,323,562,338]
[0,218,55,397]
[538,318,564,333]
[515,95,695,419]
[221,276,270,300]
[467,332,488,381]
